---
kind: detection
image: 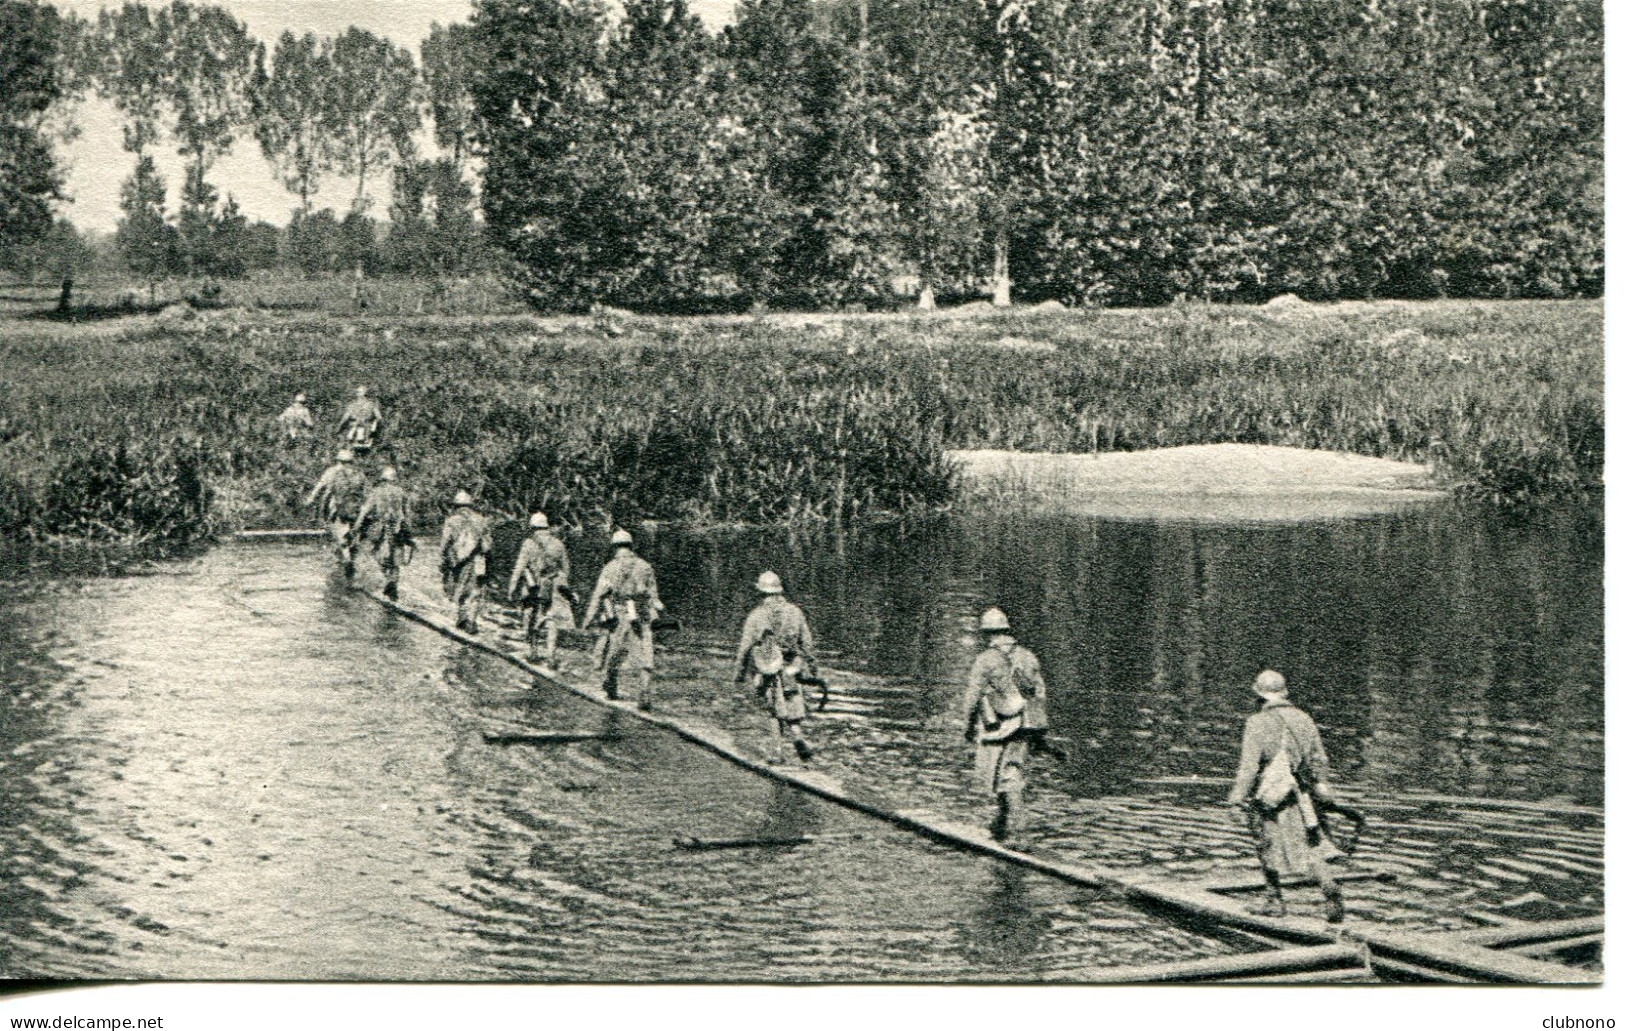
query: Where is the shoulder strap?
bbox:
[1271,709,1311,768]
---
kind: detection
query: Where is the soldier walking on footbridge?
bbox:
[439,491,492,634]
[508,512,571,665]
[736,571,820,764]
[355,466,413,602]
[1225,670,1346,923]
[962,608,1052,843]
[305,449,368,581]
[585,528,663,711]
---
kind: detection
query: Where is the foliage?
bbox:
[116,153,180,283]
[384,158,487,276]
[420,22,477,170]
[252,30,337,213]
[0,0,67,251]
[325,27,421,213]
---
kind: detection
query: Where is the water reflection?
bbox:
[646,501,1602,805]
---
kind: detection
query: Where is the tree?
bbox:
[0,0,69,251]
[253,30,336,214]
[326,27,421,213]
[421,22,477,172]
[283,207,341,275]
[116,153,179,288]
[385,157,485,276]
[155,1,257,275]
[94,3,169,155]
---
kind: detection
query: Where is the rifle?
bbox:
[798,669,832,711]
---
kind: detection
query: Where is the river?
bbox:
[0,500,1602,980]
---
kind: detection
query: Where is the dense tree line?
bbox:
[1,0,489,286]
[473,0,1602,310]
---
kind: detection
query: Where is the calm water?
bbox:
[0,500,1602,979]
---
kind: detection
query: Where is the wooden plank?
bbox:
[1071,944,1365,984]
[1451,916,1603,949]
[673,832,865,851]
[1507,934,1603,959]
[482,731,621,746]
[358,585,1593,985]
[1218,966,1374,984]
[235,528,329,539]
[1358,928,1600,984]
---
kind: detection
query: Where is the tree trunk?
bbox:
[992,230,1012,307]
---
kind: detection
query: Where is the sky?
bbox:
[52,0,736,233]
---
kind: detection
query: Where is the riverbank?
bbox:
[0,298,1599,552]
[952,444,1453,521]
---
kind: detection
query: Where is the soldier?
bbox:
[507,512,572,665]
[584,528,664,711]
[354,466,413,601]
[735,571,819,764]
[278,392,315,442]
[304,449,368,580]
[1225,670,1346,923]
[439,491,491,633]
[961,608,1050,842]
[338,385,384,455]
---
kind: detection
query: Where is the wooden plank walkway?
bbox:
[360,581,1601,984]
[233,533,1600,984]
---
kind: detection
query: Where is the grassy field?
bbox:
[0,295,1601,556]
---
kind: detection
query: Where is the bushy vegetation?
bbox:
[474,0,1603,311]
[0,299,1599,551]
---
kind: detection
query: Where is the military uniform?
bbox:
[339,395,384,453]
[305,461,368,576]
[278,400,315,441]
[962,635,1048,799]
[439,506,491,632]
[1226,700,1331,878]
[508,530,572,660]
[737,595,818,726]
[355,480,412,599]
[585,548,663,709]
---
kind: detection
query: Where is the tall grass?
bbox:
[0,298,1600,550]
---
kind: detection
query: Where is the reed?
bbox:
[0,298,1599,551]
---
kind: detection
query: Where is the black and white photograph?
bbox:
[0,0,1606,1015]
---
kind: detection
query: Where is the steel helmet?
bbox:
[336,449,354,462]
[529,512,549,529]
[979,607,1011,632]
[355,386,368,396]
[611,528,634,546]
[755,570,784,594]
[380,466,397,481]
[294,392,306,403]
[1252,669,1288,697]
[452,490,475,507]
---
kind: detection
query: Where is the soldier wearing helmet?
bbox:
[278,392,316,443]
[1225,670,1346,922]
[584,528,664,710]
[961,607,1051,842]
[735,570,820,764]
[439,490,491,633]
[305,448,369,581]
[354,465,413,601]
[338,385,384,455]
[507,512,572,665]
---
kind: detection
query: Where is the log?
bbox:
[1071,944,1365,984]
[1452,916,1603,949]
[1359,928,1599,984]
[482,732,621,747]
[672,832,864,851]
[1506,934,1603,959]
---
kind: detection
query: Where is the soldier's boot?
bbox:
[1248,872,1289,917]
[793,736,814,763]
[543,628,560,667]
[990,793,1013,842]
[603,671,620,701]
[383,580,398,602]
[635,670,654,712]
